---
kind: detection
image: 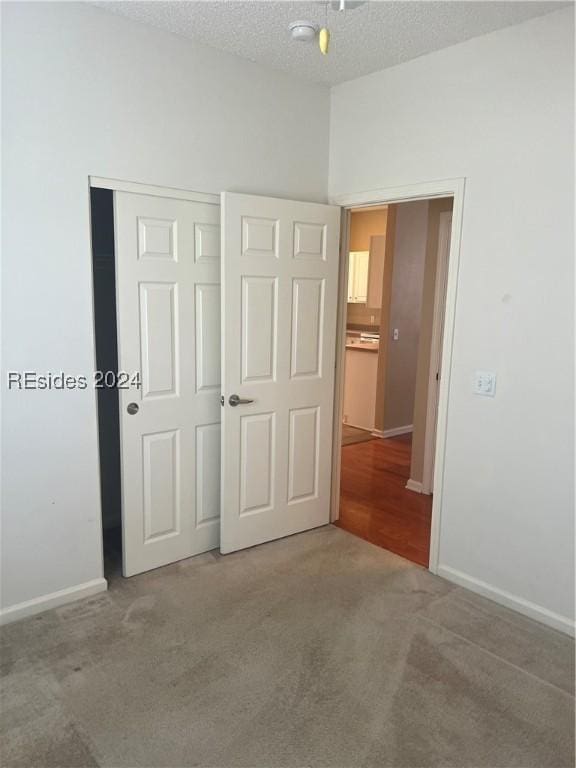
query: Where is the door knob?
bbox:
[228,394,254,407]
[127,402,139,415]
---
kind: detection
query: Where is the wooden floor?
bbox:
[336,434,432,567]
[341,424,377,447]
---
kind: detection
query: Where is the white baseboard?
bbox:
[0,578,108,626]
[405,478,424,493]
[372,424,413,439]
[437,565,575,637]
[345,422,373,432]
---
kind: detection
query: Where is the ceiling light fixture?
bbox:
[289,20,318,42]
[319,27,330,55]
[319,1,331,56]
[290,1,365,57]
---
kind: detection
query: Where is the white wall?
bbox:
[330,8,574,630]
[1,2,329,614]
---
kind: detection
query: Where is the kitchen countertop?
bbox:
[345,340,379,353]
[346,329,380,353]
[347,323,380,333]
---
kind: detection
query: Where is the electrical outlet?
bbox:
[393,328,399,341]
[473,370,496,397]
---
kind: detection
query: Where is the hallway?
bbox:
[337,434,432,567]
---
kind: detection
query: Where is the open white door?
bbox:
[115,192,221,576]
[220,192,341,553]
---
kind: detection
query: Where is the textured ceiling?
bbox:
[93,1,568,85]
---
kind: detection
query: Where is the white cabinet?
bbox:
[343,347,378,431]
[347,250,370,303]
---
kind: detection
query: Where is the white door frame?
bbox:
[329,178,466,575]
[422,209,452,495]
[89,176,219,206]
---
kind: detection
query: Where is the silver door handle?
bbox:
[127,402,139,415]
[228,394,254,407]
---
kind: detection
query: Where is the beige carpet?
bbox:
[1,526,574,767]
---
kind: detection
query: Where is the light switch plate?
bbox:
[473,370,496,397]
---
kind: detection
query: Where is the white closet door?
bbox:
[220,192,341,553]
[115,192,220,576]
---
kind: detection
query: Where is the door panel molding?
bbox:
[290,278,324,379]
[142,428,180,542]
[239,411,276,517]
[288,406,320,504]
[139,282,178,400]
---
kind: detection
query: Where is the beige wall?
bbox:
[346,208,387,327]
[373,207,397,431]
[410,198,454,483]
[381,201,428,431]
[349,208,387,251]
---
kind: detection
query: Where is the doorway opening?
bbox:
[334,195,454,568]
[90,187,123,580]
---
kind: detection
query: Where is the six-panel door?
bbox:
[221,192,341,553]
[115,192,221,576]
